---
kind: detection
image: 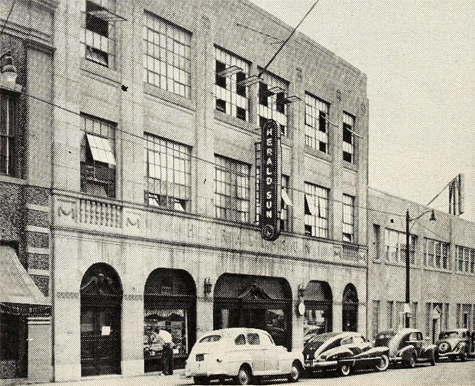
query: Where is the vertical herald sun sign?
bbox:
[260,119,282,241]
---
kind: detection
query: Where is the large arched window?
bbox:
[304,281,333,336]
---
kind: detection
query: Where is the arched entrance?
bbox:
[342,284,358,332]
[143,269,196,372]
[304,281,333,335]
[80,263,122,376]
[213,274,292,349]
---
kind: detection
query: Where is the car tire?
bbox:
[194,376,210,385]
[405,354,416,369]
[375,354,389,372]
[288,361,301,382]
[339,364,352,377]
[235,366,252,385]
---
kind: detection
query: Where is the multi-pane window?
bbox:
[215,155,250,223]
[215,47,250,121]
[342,194,355,242]
[143,12,191,98]
[80,0,118,68]
[0,91,16,176]
[144,134,191,211]
[258,71,289,136]
[343,112,356,163]
[281,175,291,231]
[304,183,329,238]
[425,239,450,270]
[80,114,116,198]
[385,229,417,264]
[305,93,329,152]
[387,301,394,329]
[456,246,475,274]
[372,300,380,338]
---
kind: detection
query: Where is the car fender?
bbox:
[325,346,355,361]
[223,352,254,376]
[354,346,389,358]
[421,344,437,358]
[397,345,416,362]
[278,350,304,372]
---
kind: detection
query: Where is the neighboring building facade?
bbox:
[368,188,475,343]
[1,0,369,382]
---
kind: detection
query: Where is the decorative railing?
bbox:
[79,198,122,228]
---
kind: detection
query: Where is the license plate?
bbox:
[196,354,204,362]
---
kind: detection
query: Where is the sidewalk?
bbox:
[35,370,192,386]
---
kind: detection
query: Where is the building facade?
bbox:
[1,0,370,382]
[367,188,475,343]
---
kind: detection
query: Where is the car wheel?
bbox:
[194,376,210,385]
[288,361,301,382]
[235,366,252,385]
[405,354,416,369]
[339,364,351,377]
[375,354,389,372]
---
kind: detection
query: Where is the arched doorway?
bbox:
[304,281,333,336]
[213,274,292,349]
[143,269,196,372]
[342,284,358,332]
[80,263,122,376]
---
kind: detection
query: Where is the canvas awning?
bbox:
[0,246,49,313]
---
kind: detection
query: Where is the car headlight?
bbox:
[438,342,451,353]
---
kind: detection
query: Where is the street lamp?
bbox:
[405,209,436,327]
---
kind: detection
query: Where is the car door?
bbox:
[408,332,423,356]
[247,332,266,374]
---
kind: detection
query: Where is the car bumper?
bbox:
[304,360,338,370]
[438,350,464,358]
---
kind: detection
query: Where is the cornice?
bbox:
[25,38,56,55]
[30,0,60,13]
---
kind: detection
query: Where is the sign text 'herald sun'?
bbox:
[260,119,282,241]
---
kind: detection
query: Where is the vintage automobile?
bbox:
[185,328,304,385]
[303,331,390,377]
[436,328,475,361]
[374,328,438,367]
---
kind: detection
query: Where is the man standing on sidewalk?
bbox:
[157,329,174,375]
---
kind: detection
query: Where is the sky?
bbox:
[250,0,475,222]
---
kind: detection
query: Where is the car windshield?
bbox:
[439,331,460,339]
[199,335,221,343]
[374,331,397,347]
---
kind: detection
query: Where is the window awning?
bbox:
[86,133,116,165]
[281,189,292,206]
[0,246,49,307]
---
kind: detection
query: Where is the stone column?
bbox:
[333,302,343,331]
[27,316,52,383]
[121,295,144,376]
[196,296,214,340]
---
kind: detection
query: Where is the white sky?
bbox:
[250,0,475,221]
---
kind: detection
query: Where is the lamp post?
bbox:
[405,209,436,327]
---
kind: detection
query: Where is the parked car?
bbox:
[185,328,304,385]
[374,328,437,368]
[436,328,475,361]
[303,331,390,377]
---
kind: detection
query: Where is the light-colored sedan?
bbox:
[185,328,304,385]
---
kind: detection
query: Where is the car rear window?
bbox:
[374,331,397,347]
[439,331,459,339]
[247,333,260,345]
[199,335,221,343]
[235,334,246,345]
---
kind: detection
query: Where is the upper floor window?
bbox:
[304,183,329,238]
[0,91,16,176]
[425,239,450,270]
[342,194,355,242]
[385,229,416,264]
[258,71,289,136]
[456,245,474,274]
[80,114,116,198]
[80,0,121,68]
[143,12,191,98]
[281,175,291,231]
[144,134,191,211]
[215,155,250,223]
[305,93,329,153]
[343,112,356,163]
[214,47,250,121]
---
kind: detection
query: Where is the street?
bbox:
[35,359,475,386]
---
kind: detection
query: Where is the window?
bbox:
[144,134,191,211]
[143,12,191,98]
[0,91,16,176]
[343,112,356,163]
[214,47,250,121]
[387,301,394,329]
[456,246,475,274]
[443,303,449,329]
[80,0,119,68]
[372,300,380,338]
[235,334,246,345]
[247,333,260,345]
[281,175,291,231]
[373,224,381,260]
[342,194,355,242]
[305,93,329,152]
[425,239,450,270]
[80,114,116,198]
[304,183,329,238]
[385,229,417,264]
[258,71,289,136]
[412,302,418,328]
[215,155,250,223]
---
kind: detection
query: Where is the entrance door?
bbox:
[342,284,358,332]
[80,264,122,377]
